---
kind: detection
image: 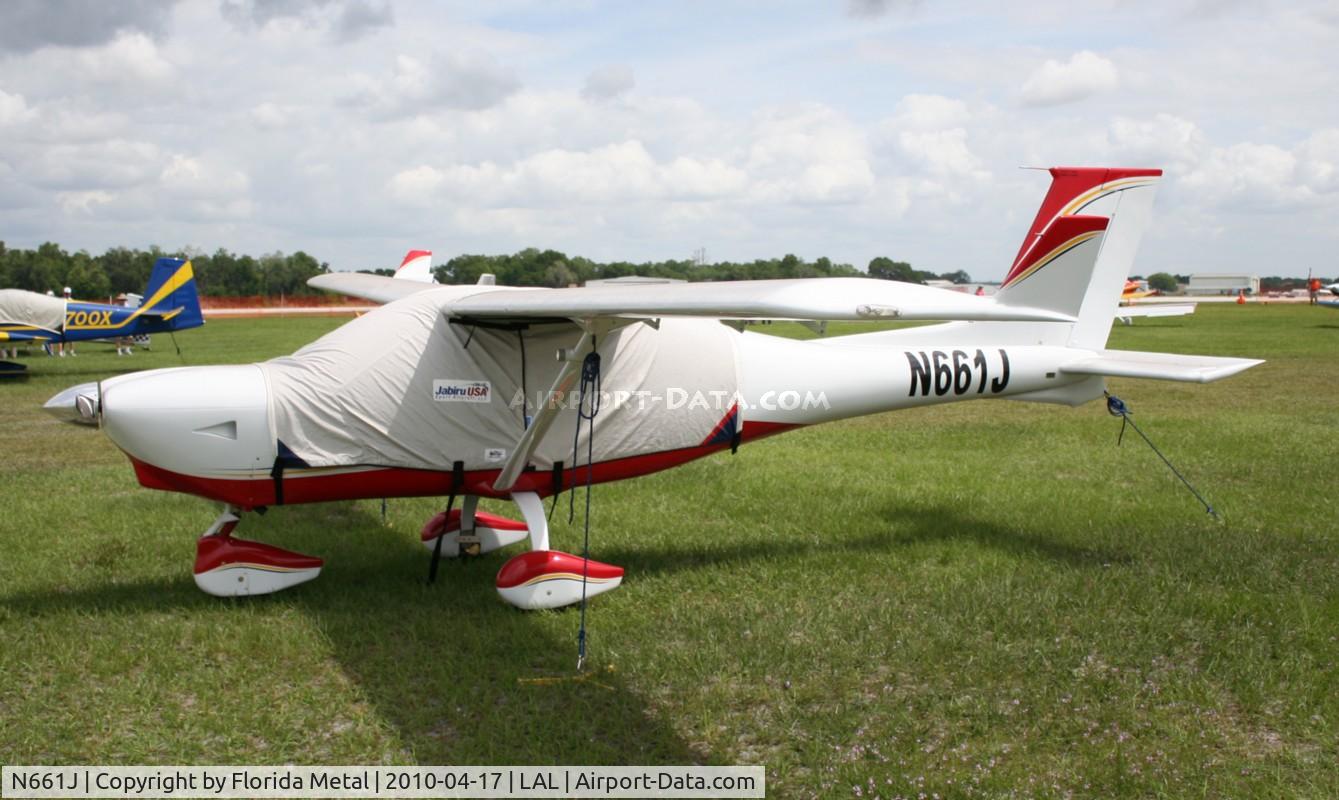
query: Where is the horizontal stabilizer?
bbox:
[139,306,185,321]
[445,278,1076,324]
[1061,349,1263,383]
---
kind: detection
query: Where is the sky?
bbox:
[1,0,1336,280]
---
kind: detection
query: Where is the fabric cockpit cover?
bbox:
[0,289,66,332]
[259,289,741,473]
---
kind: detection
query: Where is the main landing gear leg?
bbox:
[192,504,323,597]
[494,491,624,610]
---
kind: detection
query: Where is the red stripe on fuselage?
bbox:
[128,419,805,510]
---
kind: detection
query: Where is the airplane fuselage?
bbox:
[96,318,1100,510]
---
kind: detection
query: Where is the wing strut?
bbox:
[491,325,602,491]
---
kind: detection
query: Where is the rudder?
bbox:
[143,258,204,329]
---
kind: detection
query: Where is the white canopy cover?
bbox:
[0,289,66,332]
[259,289,741,472]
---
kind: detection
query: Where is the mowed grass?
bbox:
[1,305,1336,798]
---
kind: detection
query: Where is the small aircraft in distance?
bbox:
[1122,279,1155,300]
[1,258,203,373]
[1114,278,1196,325]
[46,168,1262,609]
[394,249,436,283]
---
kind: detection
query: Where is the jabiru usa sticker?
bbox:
[432,379,492,403]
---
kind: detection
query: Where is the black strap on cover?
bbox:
[270,458,285,506]
[428,460,465,583]
[547,460,564,520]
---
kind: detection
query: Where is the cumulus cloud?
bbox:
[1296,128,1339,194]
[879,94,988,187]
[75,32,175,84]
[1019,50,1118,107]
[0,89,37,126]
[1179,134,1339,214]
[0,85,139,155]
[342,53,521,116]
[1180,142,1308,210]
[56,189,115,214]
[26,139,161,191]
[159,153,253,218]
[331,0,394,42]
[389,140,748,208]
[581,64,635,102]
[250,102,288,129]
[897,129,986,178]
[746,105,874,204]
[846,0,919,19]
[890,94,972,131]
[220,0,392,41]
[386,164,446,204]
[1105,113,1206,170]
[0,0,177,53]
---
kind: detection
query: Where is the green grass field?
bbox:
[1,305,1336,798]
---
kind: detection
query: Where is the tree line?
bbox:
[0,241,329,298]
[404,249,972,287]
[1,241,979,298]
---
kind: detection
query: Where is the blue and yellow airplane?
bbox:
[0,258,204,373]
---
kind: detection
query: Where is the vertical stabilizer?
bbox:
[143,258,203,329]
[995,167,1161,349]
[395,250,435,283]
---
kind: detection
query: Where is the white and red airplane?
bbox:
[46,167,1262,609]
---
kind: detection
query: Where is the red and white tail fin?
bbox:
[394,249,435,283]
[995,167,1161,349]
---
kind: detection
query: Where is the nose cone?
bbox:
[44,381,101,425]
[101,365,275,477]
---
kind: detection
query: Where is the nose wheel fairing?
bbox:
[192,506,323,597]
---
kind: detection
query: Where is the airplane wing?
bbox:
[441,278,1076,324]
[0,326,57,343]
[1115,303,1197,319]
[308,272,443,304]
[0,289,65,334]
[310,274,1076,324]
